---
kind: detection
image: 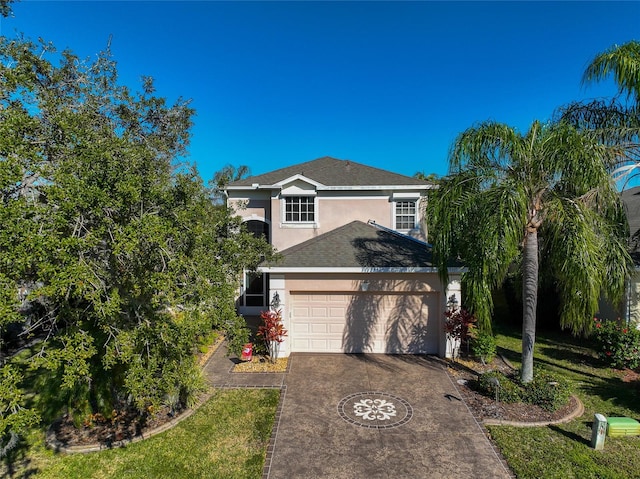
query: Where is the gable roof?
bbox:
[622,186,640,265]
[262,220,436,270]
[227,156,431,189]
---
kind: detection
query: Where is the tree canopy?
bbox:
[0,37,274,432]
[427,119,632,382]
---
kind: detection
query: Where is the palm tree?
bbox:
[210,164,251,204]
[427,120,631,383]
[583,40,640,104]
[560,41,640,186]
[414,171,440,182]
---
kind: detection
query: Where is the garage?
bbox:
[290,292,440,354]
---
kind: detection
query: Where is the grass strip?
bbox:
[4,389,280,479]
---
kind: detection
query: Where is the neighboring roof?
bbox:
[263,220,436,269]
[621,186,640,265]
[227,156,431,189]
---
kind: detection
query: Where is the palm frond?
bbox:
[582,40,640,104]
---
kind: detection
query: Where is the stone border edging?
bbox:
[45,336,227,454]
[482,394,584,427]
[46,390,215,454]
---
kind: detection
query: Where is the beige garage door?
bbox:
[290,293,439,354]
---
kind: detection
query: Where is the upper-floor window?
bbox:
[395,200,416,230]
[245,220,270,243]
[285,196,315,222]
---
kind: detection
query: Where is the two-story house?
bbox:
[225,156,463,358]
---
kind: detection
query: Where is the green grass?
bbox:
[488,324,640,479]
[2,388,280,479]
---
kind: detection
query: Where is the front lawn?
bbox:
[488,326,640,479]
[2,388,279,479]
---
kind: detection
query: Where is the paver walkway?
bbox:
[202,345,512,479]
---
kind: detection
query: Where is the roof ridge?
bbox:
[227,157,432,187]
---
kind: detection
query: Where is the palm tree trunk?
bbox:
[521,229,539,383]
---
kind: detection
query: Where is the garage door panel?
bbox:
[310,323,329,334]
[311,307,329,317]
[329,323,345,334]
[292,323,310,333]
[291,292,439,354]
[292,306,311,317]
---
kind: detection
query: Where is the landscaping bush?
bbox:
[471,333,497,364]
[592,317,640,370]
[257,309,288,363]
[522,370,570,412]
[477,369,570,412]
[477,371,523,403]
[444,307,477,358]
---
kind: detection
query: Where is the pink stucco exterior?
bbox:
[223,157,460,358]
[228,190,426,251]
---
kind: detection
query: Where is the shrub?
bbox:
[444,307,477,357]
[257,309,288,363]
[477,369,571,412]
[477,371,522,403]
[444,307,476,341]
[225,315,251,357]
[522,370,570,412]
[471,333,497,364]
[592,317,640,369]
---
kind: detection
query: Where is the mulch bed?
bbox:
[51,406,181,448]
[232,355,288,373]
[446,356,579,424]
[50,336,224,449]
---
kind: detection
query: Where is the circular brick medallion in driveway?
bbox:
[337,391,413,429]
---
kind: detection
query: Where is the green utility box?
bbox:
[607,417,640,437]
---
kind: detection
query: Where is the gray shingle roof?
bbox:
[622,186,640,265]
[228,156,431,188]
[264,221,434,268]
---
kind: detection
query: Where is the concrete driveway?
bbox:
[264,353,512,479]
[203,347,512,478]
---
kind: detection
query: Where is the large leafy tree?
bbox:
[427,120,632,382]
[0,0,16,18]
[0,36,273,426]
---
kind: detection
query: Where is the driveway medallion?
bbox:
[337,391,412,429]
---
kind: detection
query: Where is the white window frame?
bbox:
[394,199,418,231]
[282,195,317,226]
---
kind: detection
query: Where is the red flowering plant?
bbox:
[443,307,477,359]
[257,309,288,363]
[592,317,640,370]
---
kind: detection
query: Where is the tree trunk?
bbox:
[521,229,539,383]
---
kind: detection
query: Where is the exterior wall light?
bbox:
[270,291,281,309]
[361,280,370,292]
[447,294,459,310]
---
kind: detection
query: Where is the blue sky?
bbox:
[2,1,639,182]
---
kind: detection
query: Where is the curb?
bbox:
[483,394,585,427]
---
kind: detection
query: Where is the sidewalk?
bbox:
[201,342,287,389]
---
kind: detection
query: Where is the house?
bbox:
[225,156,463,357]
[608,186,640,327]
